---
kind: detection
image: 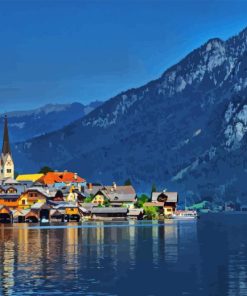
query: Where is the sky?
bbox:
[0,0,247,112]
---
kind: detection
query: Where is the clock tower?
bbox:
[0,116,14,179]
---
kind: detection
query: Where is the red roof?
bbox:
[37,172,85,185]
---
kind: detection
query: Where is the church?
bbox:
[0,116,14,179]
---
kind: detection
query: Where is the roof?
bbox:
[24,187,55,198]
[79,203,98,211]
[2,178,20,185]
[2,116,11,155]
[143,202,164,207]
[91,207,128,214]
[0,185,26,196]
[79,206,89,213]
[50,209,64,216]
[36,172,85,185]
[94,185,137,202]
[151,192,178,203]
[0,205,12,214]
[53,202,78,209]
[127,209,143,216]
[0,195,20,200]
[31,202,46,210]
[16,174,44,182]
[84,185,104,197]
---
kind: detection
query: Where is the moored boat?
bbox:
[171,210,198,220]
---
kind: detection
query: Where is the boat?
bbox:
[171,210,198,220]
[40,218,49,223]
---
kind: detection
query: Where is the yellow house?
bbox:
[65,186,78,203]
[16,174,44,183]
[18,188,47,210]
[92,191,108,205]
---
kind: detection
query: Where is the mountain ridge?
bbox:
[13,26,247,202]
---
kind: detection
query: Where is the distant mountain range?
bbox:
[13,26,247,202]
[0,101,102,142]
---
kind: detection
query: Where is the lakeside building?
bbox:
[91,183,137,208]
[144,192,178,216]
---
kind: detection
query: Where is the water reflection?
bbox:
[0,218,247,295]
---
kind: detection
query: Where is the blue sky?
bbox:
[0,0,247,111]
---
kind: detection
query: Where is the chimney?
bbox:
[88,183,93,190]
[112,182,117,190]
[74,173,78,180]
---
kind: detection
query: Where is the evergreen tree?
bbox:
[124,178,132,186]
[39,166,54,174]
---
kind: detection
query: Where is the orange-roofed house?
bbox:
[35,171,86,189]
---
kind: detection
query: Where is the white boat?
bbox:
[171,210,198,220]
[40,218,49,223]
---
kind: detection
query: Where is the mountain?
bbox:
[13,27,247,202]
[0,101,102,142]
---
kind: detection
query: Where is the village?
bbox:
[0,116,179,224]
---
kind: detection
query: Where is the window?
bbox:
[7,169,11,173]
[22,200,26,205]
[166,209,172,212]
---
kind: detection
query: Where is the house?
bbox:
[31,202,51,221]
[127,208,144,220]
[0,185,26,209]
[18,187,54,209]
[53,202,81,221]
[91,207,128,221]
[92,183,137,208]
[0,205,13,223]
[152,191,178,215]
[83,183,104,197]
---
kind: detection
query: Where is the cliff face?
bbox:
[13,27,247,202]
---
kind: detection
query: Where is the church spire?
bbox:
[2,115,11,155]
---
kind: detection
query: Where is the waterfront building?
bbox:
[0,116,14,180]
[0,205,13,223]
[18,187,53,209]
[0,185,26,210]
[151,192,178,215]
[143,191,178,216]
[91,207,128,220]
[92,183,137,208]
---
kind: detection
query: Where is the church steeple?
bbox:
[2,115,11,155]
[0,115,14,179]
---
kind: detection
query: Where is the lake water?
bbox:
[0,214,247,296]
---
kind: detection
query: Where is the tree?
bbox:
[84,195,94,203]
[136,194,149,208]
[143,206,158,220]
[39,166,54,174]
[151,183,157,193]
[124,178,132,186]
[104,199,110,207]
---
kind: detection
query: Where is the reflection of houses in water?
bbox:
[0,240,15,295]
[128,220,136,268]
[152,221,160,267]
[164,221,179,263]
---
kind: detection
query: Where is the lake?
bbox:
[0,214,247,296]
